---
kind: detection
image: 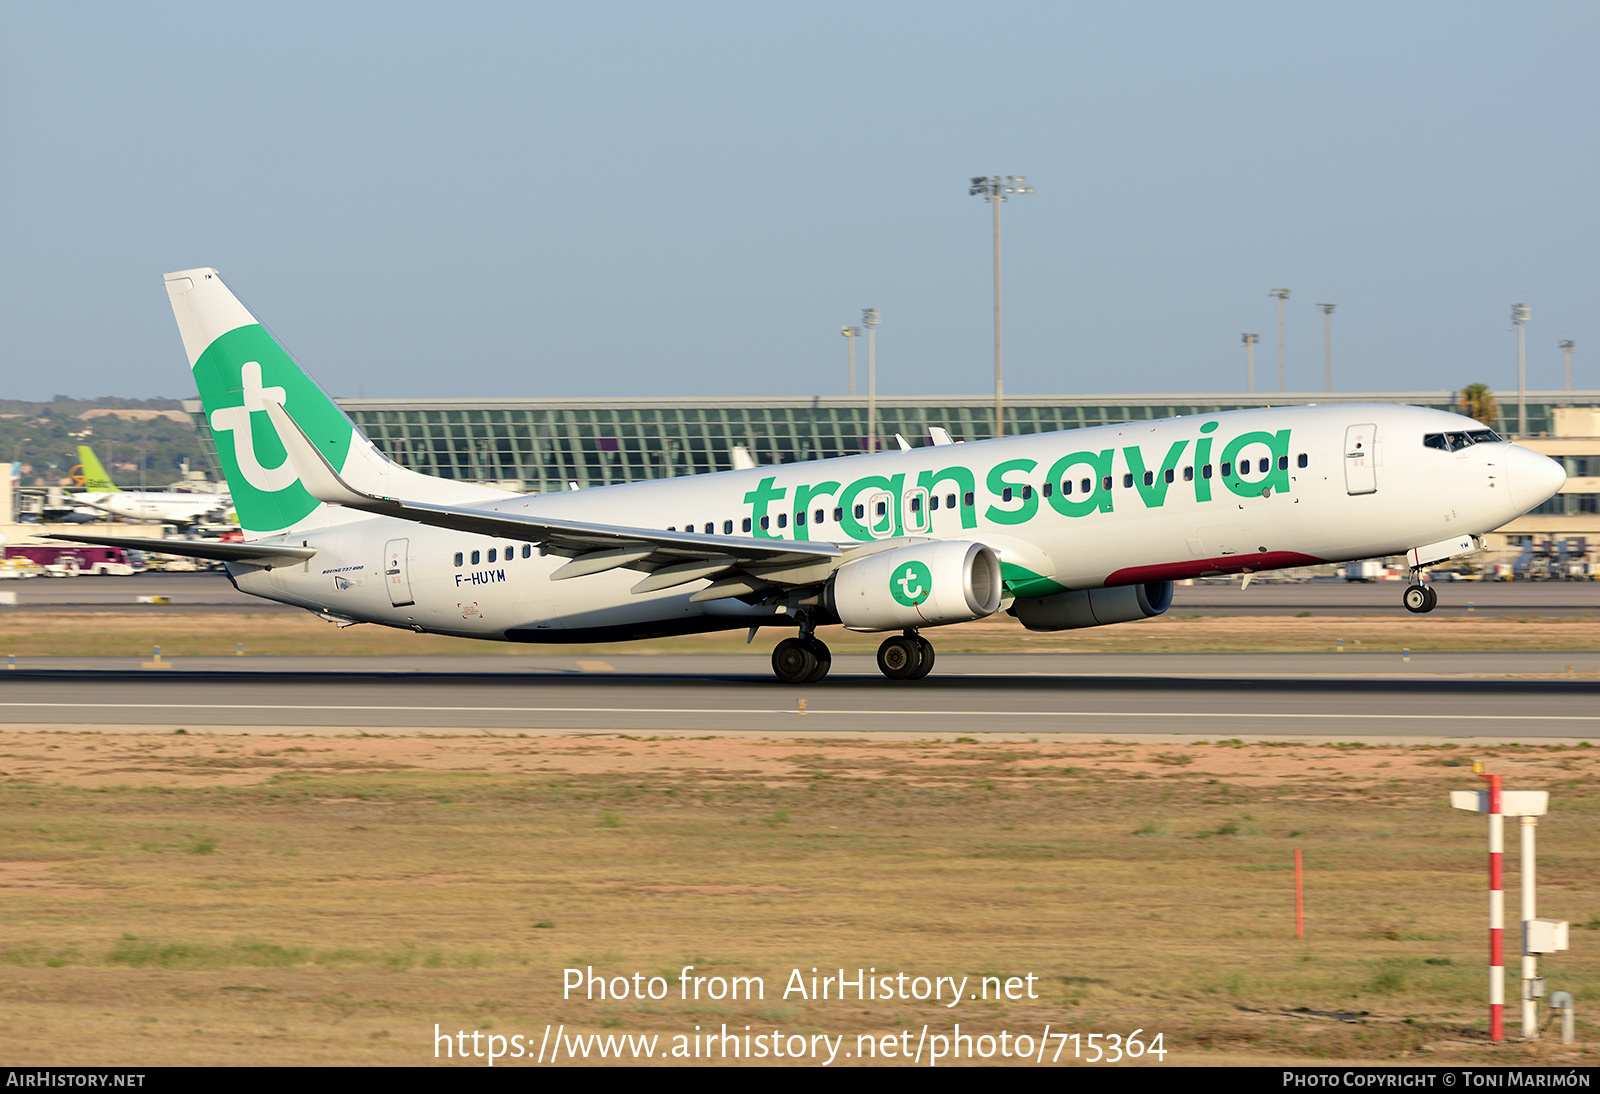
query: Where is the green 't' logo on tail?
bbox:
[191,325,354,533]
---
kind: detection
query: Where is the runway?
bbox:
[3,652,1598,740]
[4,572,1598,615]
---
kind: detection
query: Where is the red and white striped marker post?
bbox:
[1481,767,1505,1042]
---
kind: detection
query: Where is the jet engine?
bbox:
[1009,581,1174,631]
[826,541,1002,631]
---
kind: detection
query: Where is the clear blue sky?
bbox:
[2,2,1595,402]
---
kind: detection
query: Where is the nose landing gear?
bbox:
[877,630,935,680]
[1402,583,1437,614]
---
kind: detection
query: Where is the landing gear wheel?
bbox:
[876,635,924,680]
[1402,584,1435,614]
[802,638,832,683]
[906,636,935,679]
[772,637,818,684]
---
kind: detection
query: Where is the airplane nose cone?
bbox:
[1505,444,1566,510]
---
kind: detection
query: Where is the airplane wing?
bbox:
[38,534,315,566]
[260,400,842,594]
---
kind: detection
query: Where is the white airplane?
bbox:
[50,268,1566,682]
[69,445,234,525]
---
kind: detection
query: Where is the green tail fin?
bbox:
[76,445,119,492]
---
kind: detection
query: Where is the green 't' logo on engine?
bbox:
[890,561,933,607]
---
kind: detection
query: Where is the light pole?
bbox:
[841,325,860,396]
[1513,303,1531,436]
[970,175,1033,438]
[1242,334,1259,393]
[863,308,880,454]
[1559,339,1575,393]
[1318,303,1336,392]
[1269,288,1291,392]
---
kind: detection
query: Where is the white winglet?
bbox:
[259,399,374,506]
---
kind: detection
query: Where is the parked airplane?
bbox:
[70,445,233,525]
[49,268,1566,682]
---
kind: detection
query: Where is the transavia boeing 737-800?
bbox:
[49,269,1567,683]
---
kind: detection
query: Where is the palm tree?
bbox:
[1458,383,1499,428]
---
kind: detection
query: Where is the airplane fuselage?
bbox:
[228,403,1553,641]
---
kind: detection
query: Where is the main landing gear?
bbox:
[1402,583,1437,614]
[771,610,832,684]
[877,630,935,681]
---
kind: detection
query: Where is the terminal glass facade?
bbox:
[183,392,1600,495]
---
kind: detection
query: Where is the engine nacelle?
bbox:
[1009,581,1174,631]
[828,541,1002,631]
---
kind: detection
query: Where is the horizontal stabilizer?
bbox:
[39,534,315,565]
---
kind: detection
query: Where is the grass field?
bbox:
[6,609,1600,657]
[2,731,1596,1066]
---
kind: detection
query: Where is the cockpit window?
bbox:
[1424,430,1502,451]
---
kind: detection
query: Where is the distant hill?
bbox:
[0,395,209,488]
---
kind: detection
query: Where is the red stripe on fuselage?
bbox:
[1105,552,1326,586]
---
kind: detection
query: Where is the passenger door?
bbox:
[1344,424,1377,495]
[384,538,415,607]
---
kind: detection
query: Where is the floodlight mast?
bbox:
[1513,304,1531,436]
[862,309,880,455]
[1559,339,1575,393]
[841,326,860,397]
[1242,333,1259,393]
[970,175,1033,438]
[1318,304,1337,392]
[1269,288,1291,392]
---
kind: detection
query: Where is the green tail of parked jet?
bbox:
[44,267,1569,682]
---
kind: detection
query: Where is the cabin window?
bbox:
[1259,457,1270,473]
[815,509,825,524]
[1202,465,1213,479]
[875,500,887,516]
[854,503,865,519]
[1081,478,1092,494]
[1002,487,1013,502]
[1041,482,1052,498]
[470,550,480,565]
[1143,471,1154,487]
[795,510,806,526]
[1220,462,1231,477]
[487,548,497,563]
[834,507,844,522]
[1123,474,1134,488]
[777,513,787,528]
[724,520,733,534]
[742,517,752,532]
[947,493,957,508]
[454,552,463,567]
[1021,485,1033,500]
[1183,466,1193,481]
[1277,455,1288,471]
[1164,468,1175,484]
[760,515,770,530]
[1297,453,1308,468]
[522,544,532,558]
[1100,476,1112,492]
[964,492,974,507]
[1062,479,1073,495]
[929,495,939,510]
[910,496,921,511]
[667,526,676,531]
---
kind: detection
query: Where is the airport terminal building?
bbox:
[181,390,1600,557]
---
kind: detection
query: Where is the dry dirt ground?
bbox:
[6,610,1600,656]
[1,730,1597,1067]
